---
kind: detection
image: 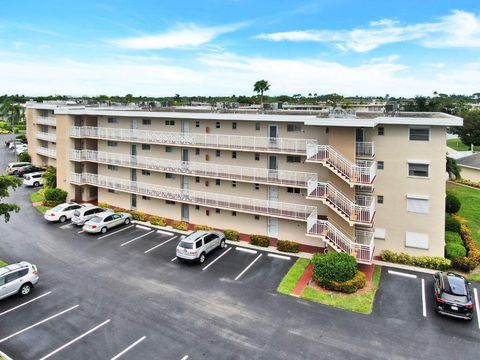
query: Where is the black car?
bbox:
[434,272,474,320]
[15,165,45,176]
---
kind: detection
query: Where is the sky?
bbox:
[0,0,480,97]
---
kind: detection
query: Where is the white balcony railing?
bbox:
[307,181,375,224]
[355,142,375,158]
[306,144,376,185]
[36,132,56,142]
[36,146,56,158]
[70,172,316,221]
[69,150,317,188]
[307,211,374,264]
[35,116,56,126]
[70,126,316,155]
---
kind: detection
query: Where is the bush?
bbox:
[277,240,300,253]
[97,202,110,208]
[113,207,129,213]
[17,152,30,162]
[445,231,463,245]
[451,221,480,271]
[130,210,149,222]
[172,220,188,231]
[250,234,270,247]
[224,229,239,241]
[445,214,461,233]
[380,250,451,271]
[312,252,357,283]
[149,216,167,226]
[445,192,461,214]
[316,271,366,294]
[194,224,213,231]
[43,188,68,207]
[445,242,467,260]
[42,166,57,188]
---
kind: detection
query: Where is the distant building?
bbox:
[456,153,480,182]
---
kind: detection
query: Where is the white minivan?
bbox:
[0,262,39,300]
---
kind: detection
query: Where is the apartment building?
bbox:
[25,102,463,264]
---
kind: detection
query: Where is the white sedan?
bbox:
[44,202,86,223]
[82,212,132,234]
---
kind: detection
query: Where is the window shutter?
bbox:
[405,232,429,249]
[407,197,429,214]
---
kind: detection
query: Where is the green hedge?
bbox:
[312,252,357,283]
[445,214,461,233]
[445,242,467,260]
[43,188,68,207]
[224,229,239,241]
[194,224,214,231]
[277,240,300,253]
[250,234,270,247]
[130,210,149,221]
[149,216,167,226]
[17,151,30,162]
[172,220,188,231]
[380,250,451,271]
[445,231,463,245]
[316,271,366,294]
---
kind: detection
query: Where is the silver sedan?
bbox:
[82,212,132,234]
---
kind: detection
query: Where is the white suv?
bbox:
[44,202,86,223]
[6,161,31,175]
[23,171,45,187]
[176,231,226,263]
[0,262,39,300]
[71,205,113,226]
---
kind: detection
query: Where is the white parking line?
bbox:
[474,288,479,329]
[387,270,417,279]
[157,229,174,236]
[171,257,177,262]
[0,292,52,317]
[180,356,189,360]
[136,224,151,231]
[235,247,257,254]
[110,336,146,360]
[120,230,156,247]
[39,319,111,360]
[77,230,85,234]
[0,304,79,343]
[235,254,263,281]
[421,278,427,317]
[144,236,177,253]
[98,225,135,240]
[267,253,291,260]
[59,223,73,229]
[202,247,231,271]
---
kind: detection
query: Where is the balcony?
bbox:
[70,173,316,221]
[34,116,56,126]
[36,132,56,142]
[37,146,56,158]
[70,127,316,155]
[307,212,374,264]
[69,150,318,188]
[355,142,375,158]
[307,181,375,225]
[306,144,375,186]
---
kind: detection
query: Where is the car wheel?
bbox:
[19,283,32,296]
[101,227,108,234]
[220,240,226,249]
[59,215,67,223]
[199,253,206,264]
[124,218,131,225]
[33,181,40,187]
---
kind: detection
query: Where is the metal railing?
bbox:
[36,146,56,158]
[36,132,56,142]
[306,144,376,185]
[70,126,316,155]
[307,211,374,264]
[307,181,375,224]
[34,116,56,126]
[69,150,318,188]
[70,172,316,221]
[355,142,375,157]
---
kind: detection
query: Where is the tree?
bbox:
[452,110,480,146]
[42,166,57,188]
[446,157,461,180]
[253,80,270,106]
[0,175,22,222]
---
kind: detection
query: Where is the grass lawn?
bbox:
[0,261,7,267]
[446,138,480,152]
[467,273,480,282]
[447,183,480,246]
[277,258,310,295]
[30,190,44,203]
[35,205,49,214]
[300,266,382,314]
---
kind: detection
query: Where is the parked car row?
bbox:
[5,162,47,187]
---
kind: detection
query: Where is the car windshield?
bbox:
[73,210,81,217]
[51,205,63,212]
[445,275,467,296]
[89,216,102,223]
[178,241,193,249]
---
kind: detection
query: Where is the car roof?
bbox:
[29,171,45,176]
[77,204,100,212]
[95,211,120,219]
[8,162,30,166]
[0,262,29,276]
[440,272,467,296]
[182,231,211,243]
[55,202,79,208]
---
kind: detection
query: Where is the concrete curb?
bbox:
[372,260,437,275]
[0,350,14,360]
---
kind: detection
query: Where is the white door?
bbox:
[267,217,278,238]
[182,176,189,191]
[268,186,279,202]
[181,120,190,133]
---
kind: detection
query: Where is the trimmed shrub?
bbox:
[380,250,451,271]
[194,224,213,231]
[113,207,129,213]
[445,192,461,214]
[451,221,480,271]
[312,252,357,283]
[445,214,461,233]
[317,270,366,294]
[97,202,110,208]
[224,229,239,241]
[43,188,68,207]
[130,210,149,222]
[149,216,167,226]
[445,242,467,260]
[445,231,463,245]
[250,234,270,247]
[172,220,188,231]
[277,240,300,253]
[17,152,30,162]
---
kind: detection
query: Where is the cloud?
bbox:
[111,23,243,50]
[256,10,480,52]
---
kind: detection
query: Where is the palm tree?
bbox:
[446,156,461,180]
[253,80,270,107]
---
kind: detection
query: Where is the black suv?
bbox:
[434,272,474,320]
[16,165,45,177]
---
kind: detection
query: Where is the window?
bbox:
[232,151,237,159]
[0,276,4,286]
[108,189,116,193]
[166,200,176,205]
[377,195,384,204]
[5,271,20,283]
[215,208,220,214]
[409,127,430,141]
[195,177,200,183]
[166,173,175,179]
[407,195,429,214]
[232,211,237,216]
[107,165,118,171]
[232,181,237,188]
[165,120,175,126]
[107,117,117,124]
[195,205,200,210]
[374,228,386,240]
[142,196,151,200]
[195,240,203,248]
[378,127,384,136]
[377,161,384,170]
[165,146,173,153]
[216,150,221,157]
[287,187,300,194]
[195,120,200,128]
[255,122,260,131]
[254,215,260,220]
[232,122,237,129]
[215,179,220,186]
[405,232,429,250]
[255,183,260,190]
[287,123,302,132]
[215,121,220,129]
[254,153,260,161]
[19,269,28,277]
[142,144,151,151]
[142,170,151,176]
[195,148,200,155]
[142,119,151,125]
[107,141,118,147]
[408,163,429,177]
[287,155,301,163]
